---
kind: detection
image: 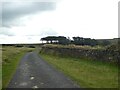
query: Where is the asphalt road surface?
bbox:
[8,52,80,88]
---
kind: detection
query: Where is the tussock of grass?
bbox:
[40,54,118,88]
[2,46,35,88]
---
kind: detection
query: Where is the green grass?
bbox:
[2,46,35,88]
[40,53,118,88]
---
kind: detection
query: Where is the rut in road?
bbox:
[8,52,80,88]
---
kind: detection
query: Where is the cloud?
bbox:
[23,28,58,37]
[40,28,58,36]
[2,1,56,27]
[0,27,15,36]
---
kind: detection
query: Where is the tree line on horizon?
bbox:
[40,36,111,46]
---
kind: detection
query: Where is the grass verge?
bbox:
[2,46,35,88]
[40,53,118,88]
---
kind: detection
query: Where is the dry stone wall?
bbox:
[40,45,119,64]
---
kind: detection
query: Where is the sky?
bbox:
[0,0,119,44]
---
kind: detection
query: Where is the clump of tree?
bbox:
[40,36,114,46]
[72,37,98,46]
[41,36,70,45]
[96,40,111,46]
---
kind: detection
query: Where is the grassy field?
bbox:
[40,53,118,88]
[2,46,35,88]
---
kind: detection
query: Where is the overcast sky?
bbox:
[0,0,119,44]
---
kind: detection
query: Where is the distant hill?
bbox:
[96,38,119,45]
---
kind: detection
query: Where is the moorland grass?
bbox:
[2,46,35,88]
[40,53,118,88]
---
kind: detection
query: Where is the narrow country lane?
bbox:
[8,52,80,88]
